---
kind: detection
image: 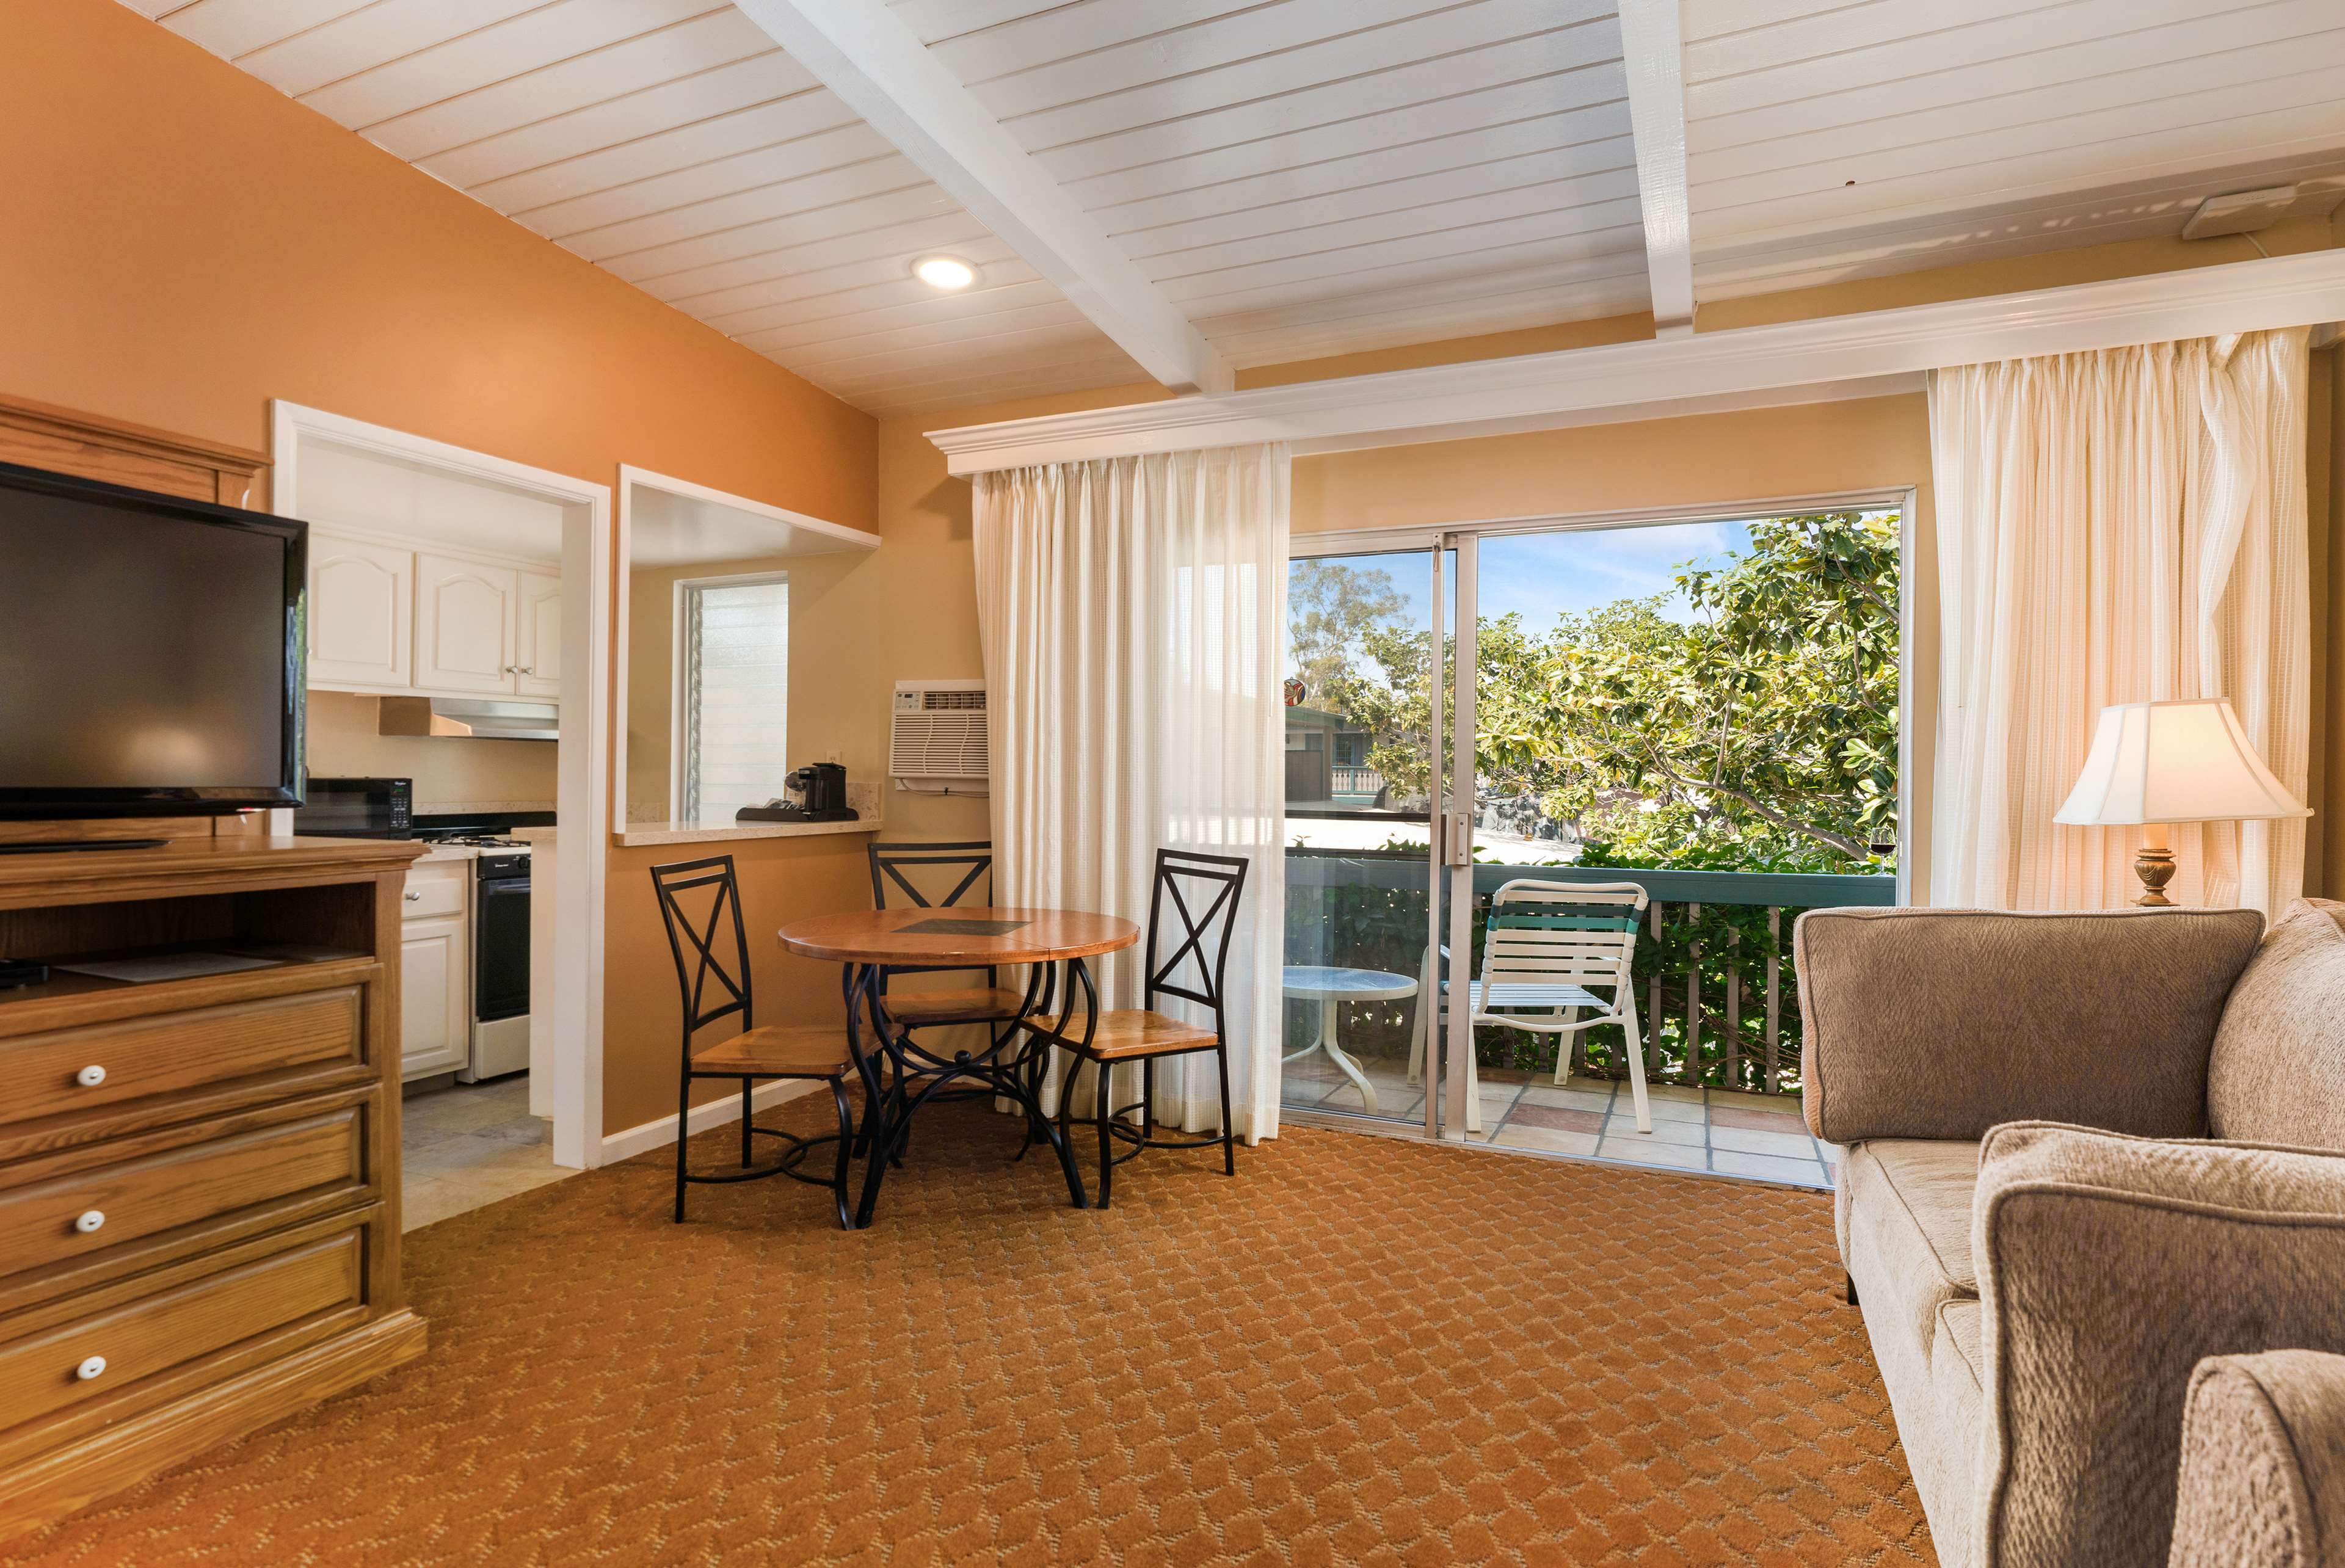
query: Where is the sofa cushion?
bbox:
[2209,899,2345,1152]
[2169,1350,2345,1568]
[1929,1299,1990,1568]
[1842,1139,1981,1342]
[1840,1141,1989,1567]
[1972,1123,2345,1568]
[1798,907,2263,1144]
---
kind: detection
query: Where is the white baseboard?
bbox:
[597,1078,827,1166]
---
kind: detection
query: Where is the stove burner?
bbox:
[417,833,529,849]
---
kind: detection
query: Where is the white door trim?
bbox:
[271,400,611,1169]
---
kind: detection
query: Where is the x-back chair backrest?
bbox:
[1144,849,1249,1024]
[651,855,754,1050]
[867,840,996,985]
[1479,880,1647,1003]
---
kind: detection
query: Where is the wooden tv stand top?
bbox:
[0,835,423,907]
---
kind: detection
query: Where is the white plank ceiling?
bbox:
[1682,0,2345,300]
[118,1,2345,416]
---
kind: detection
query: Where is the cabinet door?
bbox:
[514,571,562,698]
[400,914,470,1081]
[307,534,412,689]
[413,553,518,695]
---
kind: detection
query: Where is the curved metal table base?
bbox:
[842,957,1097,1229]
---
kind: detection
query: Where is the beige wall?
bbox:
[307,692,559,810]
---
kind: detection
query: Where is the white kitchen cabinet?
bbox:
[401,863,470,1082]
[413,553,520,695]
[514,571,562,698]
[307,535,412,689]
[400,912,470,1081]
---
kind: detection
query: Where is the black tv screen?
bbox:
[0,460,305,819]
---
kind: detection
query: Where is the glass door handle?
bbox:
[1439,810,1474,867]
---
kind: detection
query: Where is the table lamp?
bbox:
[2054,699,2311,905]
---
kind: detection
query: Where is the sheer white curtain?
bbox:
[1930,328,2311,913]
[974,443,1290,1141]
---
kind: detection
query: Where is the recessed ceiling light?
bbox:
[912,255,976,291]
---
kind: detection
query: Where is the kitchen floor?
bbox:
[401,1076,575,1231]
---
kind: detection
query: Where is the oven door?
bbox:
[473,872,531,1022]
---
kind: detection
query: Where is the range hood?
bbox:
[378,696,559,742]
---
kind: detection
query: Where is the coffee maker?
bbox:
[786,762,849,815]
[737,763,857,823]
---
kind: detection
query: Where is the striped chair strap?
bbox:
[1488,912,1640,932]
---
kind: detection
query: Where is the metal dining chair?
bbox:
[1407,879,1652,1135]
[1049,848,1249,1208]
[651,855,859,1229]
[865,840,1028,1030]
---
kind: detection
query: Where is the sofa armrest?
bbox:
[2170,1351,2345,1568]
[1970,1124,2345,1568]
[1795,907,2262,1145]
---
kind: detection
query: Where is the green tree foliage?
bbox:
[1301,511,1900,866]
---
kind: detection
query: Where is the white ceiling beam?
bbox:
[925,249,2345,474]
[732,0,1233,397]
[1616,0,1696,337]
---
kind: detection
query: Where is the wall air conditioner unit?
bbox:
[889,680,989,796]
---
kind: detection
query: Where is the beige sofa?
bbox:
[1798,899,2345,1567]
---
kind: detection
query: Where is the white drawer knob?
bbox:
[404,890,422,901]
[75,1064,106,1088]
[75,1210,105,1235]
[75,1356,106,1382]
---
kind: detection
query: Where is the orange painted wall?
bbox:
[0,2,878,1141]
[0,2,873,522]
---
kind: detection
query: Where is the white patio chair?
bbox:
[1406,879,1651,1135]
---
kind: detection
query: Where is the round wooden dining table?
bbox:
[776,906,1138,1229]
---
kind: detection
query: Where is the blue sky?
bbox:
[1291,519,1754,669]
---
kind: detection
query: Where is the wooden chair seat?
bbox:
[1080,1009,1217,1060]
[691,1023,852,1079]
[881,985,1027,1025]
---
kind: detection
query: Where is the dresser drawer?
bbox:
[0,1109,363,1282]
[0,1230,361,1432]
[0,988,362,1131]
[401,866,465,922]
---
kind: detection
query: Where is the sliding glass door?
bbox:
[1279,544,1456,1134]
[1289,505,1903,1159]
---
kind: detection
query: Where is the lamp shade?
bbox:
[2054,699,2310,827]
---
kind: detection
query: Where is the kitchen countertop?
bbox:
[616,815,881,848]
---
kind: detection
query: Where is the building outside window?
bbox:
[677,574,788,824]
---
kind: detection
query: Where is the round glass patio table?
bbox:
[777,907,1138,1228]
[1281,965,1419,1114]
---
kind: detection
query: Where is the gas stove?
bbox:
[416,832,532,850]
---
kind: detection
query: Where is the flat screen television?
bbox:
[0,459,305,824]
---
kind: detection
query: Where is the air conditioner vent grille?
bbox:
[889,681,988,788]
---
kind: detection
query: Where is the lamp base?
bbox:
[2132,841,2178,907]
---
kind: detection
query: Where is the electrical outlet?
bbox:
[823,747,842,765]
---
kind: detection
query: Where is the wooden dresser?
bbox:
[0,834,427,1540]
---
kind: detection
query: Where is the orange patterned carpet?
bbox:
[2,1098,1935,1566]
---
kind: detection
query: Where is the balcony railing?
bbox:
[1284,850,1896,1095]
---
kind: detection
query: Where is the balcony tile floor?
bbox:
[1282,1055,1839,1189]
